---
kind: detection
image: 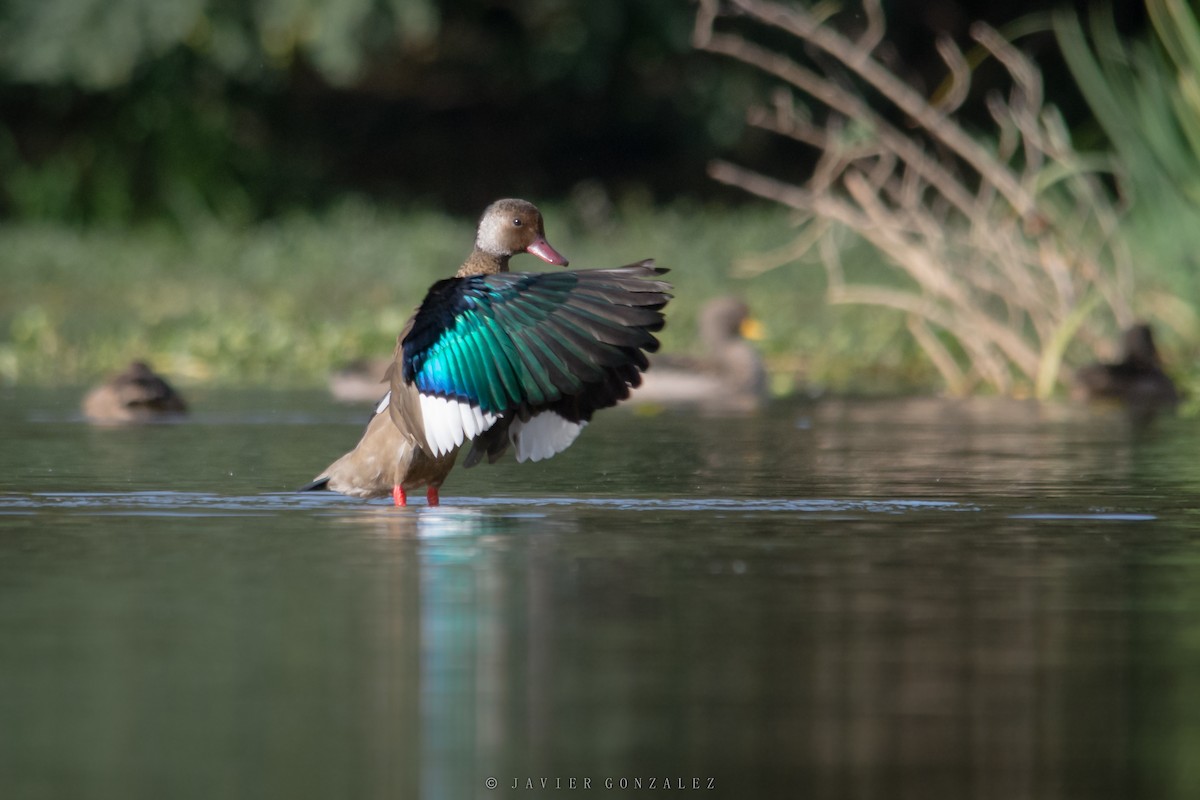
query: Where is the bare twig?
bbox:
[907,314,969,395]
[695,0,1134,397]
[724,0,1038,215]
[934,37,971,114]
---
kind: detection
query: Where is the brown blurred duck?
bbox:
[1074,323,1178,405]
[631,296,767,411]
[82,361,188,423]
[300,199,672,506]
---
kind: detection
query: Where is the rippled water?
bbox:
[3,387,1200,799]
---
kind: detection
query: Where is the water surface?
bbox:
[3,388,1200,799]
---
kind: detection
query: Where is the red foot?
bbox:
[392,485,406,507]
[426,486,440,507]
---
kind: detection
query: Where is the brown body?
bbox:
[82,361,187,424]
[319,315,460,499]
[314,398,458,498]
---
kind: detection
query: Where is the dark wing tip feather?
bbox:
[298,476,331,492]
[615,258,668,275]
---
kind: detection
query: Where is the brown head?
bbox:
[461,198,569,275]
[1120,323,1161,368]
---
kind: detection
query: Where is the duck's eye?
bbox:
[512,218,523,227]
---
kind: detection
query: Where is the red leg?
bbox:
[426,485,440,507]
[392,485,406,507]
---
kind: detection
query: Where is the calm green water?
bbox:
[3,388,1200,799]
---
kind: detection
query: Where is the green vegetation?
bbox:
[0,198,940,393]
[0,1,742,223]
[1057,1,1200,322]
[1053,1,1200,406]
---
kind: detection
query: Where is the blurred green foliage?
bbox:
[1058,2,1200,209]
[0,0,759,223]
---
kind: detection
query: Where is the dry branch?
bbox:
[695,0,1135,397]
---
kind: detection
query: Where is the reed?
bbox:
[694,0,1138,397]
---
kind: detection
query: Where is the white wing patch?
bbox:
[419,393,499,456]
[509,412,587,463]
[374,390,392,416]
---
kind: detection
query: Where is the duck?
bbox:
[300,198,672,506]
[1074,323,1179,406]
[81,360,188,423]
[631,295,767,411]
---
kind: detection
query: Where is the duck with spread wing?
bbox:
[301,199,672,506]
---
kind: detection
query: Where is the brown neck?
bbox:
[456,249,509,277]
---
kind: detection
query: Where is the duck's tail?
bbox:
[297,476,331,492]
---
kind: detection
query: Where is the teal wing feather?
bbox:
[402,261,671,418]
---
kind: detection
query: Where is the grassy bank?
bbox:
[1,197,1192,397]
[0,198,941,394]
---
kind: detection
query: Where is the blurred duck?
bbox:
[300,198,672,506]
[82,360,188,423]
[328,356,393,403]
[1074,323,1178,406]
[631,296,768,411]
